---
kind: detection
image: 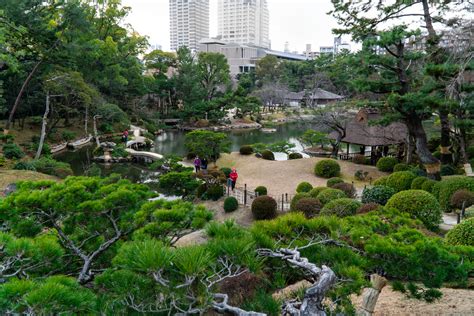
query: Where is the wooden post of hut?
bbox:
[357,274,388,316]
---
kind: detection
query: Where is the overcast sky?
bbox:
[122,0,347,53]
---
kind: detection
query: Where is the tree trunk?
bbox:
[439,109,453,164]
[407,117,440,179]
[357,274,388,316]
[35,93,50,160]
[93,115,100,147]
[5,60,43,132]
[406,135,414,164]
[84,105,89,135]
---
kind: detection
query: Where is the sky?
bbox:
[122,0,347,53]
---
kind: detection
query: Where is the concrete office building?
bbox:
[217,0,270,49]
[169,0,209,52]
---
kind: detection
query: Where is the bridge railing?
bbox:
[224,183,293,212]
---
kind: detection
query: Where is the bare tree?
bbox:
[253,82,289,110]
[313,105,350,157]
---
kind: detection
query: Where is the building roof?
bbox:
[285,89,344,101]
[264,49,308,61]
[329,108,408,146]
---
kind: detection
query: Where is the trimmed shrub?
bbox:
[357,203,381,214]
[410,166,427,177]
[361,185,396,205]
[240,145,254,155]
[393,163,410,172]
[13,161,36,171]
[309,187,328,199]
[220,167,232,178]
[445,218,474,246]
[15,158,73,178]
[294,198,322,218]
[196,184,207,198]
[314,159,340,178]
[386,190,442,230]
[450,190,474,210]
[251,196,277,220]
[261,150,275,161]
[352,154,367,165]
[386,171,417,192]
[376,157,398,172]
[327,177,344,188]
[440,165,456,176]
[411,176,428,190]
[332,182,356,198]
[316,188,346,205]
[288,152,303,160]
[290,193,310,211]
[432,176,474,210]
[354,170,369,181]
[224,197,239,213]
[3,143,24,159]
[255,186,267,196]
[373,176,388,186]
[320,198,362,217]
[296,181,313,193]
[205,185,224,201]
[421,179,437,193]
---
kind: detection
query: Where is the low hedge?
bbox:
[309,187,328,199]
[261,150,275,161]
[314,159,340,178]
[411,176,428,190]
[204,185,224,201]
[450,189,474,210]
[393,163,410,172]
[327,177,344,188]
[255,186,268,196]
[386,190,442,230]
[240,145,254,155]
[196,184,207,198]
[320,198,362,217]
[421,179,437,193]
[14,157,73,179]
[445,218,474,246]
[251,196,277,220]
[288,152,303,160]
[224,197,239,213]
[373,176,388,186]
[362,185,396,205]
[432,176,474,210]
[293,198,322,218]
[290,193,310,211]
[332,182,356,198]
[296,181,313,193]
[376,157,398,172]
[385,171,417,192]
[440,164,456,176]
[316,188,346,205]
[3,143,25,159]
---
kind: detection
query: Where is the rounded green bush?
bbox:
[361,185,396,205]
[386,190,442,230]
[326,177,344,188]
[3,143,25,159]
[411,176,428,190]
[205,185,224,201]
[220,167,232,178]
[224,197,239,213]
[240,145,254,155]
[332,182,356,198]
[296,181,313,193]
[309,187,328,198]
[432,176,474,210]
[294,198,322,218]
[288,152,303,160]
[251,196,277,220]
[196,184,207,198]
[255,186,268,196]
[261,150,275,161]
[316,188,346,205]
[386,171,417,192]
[314,159,341,178]
[440,165,456,176]
[450,189,474,210]
[393,163,410,172]
[290,193,310,211]
[445,218,474,246]
[373,176,388,186]
[421,179,437,193]
[320,198,362,217]
[376,157,398,172]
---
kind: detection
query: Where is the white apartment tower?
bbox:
[217,0,270,49]
[169,0,209,52]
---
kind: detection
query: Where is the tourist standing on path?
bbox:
[122,129,129,144]
[201,157,208,174]
[229,168,238,191]
[194,156,201,173]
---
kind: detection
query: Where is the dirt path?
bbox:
[217,153,387,196]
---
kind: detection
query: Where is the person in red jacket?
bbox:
[229,168,238,191]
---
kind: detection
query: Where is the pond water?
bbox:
[55,121,326,179]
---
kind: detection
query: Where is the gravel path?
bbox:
[217,153,387,196]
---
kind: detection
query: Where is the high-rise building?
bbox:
[217,0,270,49]
[169,0,209,52]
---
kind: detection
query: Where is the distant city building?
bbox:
[217,0,270,49]
[199,39,306,76]
[169,0,209,52]
[320,37,351,55]
[319,46,334,55]
[284,42,290,53]
[304,44,320,59]
[149,43,163,52]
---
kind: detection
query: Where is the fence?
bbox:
[224,183,294,212]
